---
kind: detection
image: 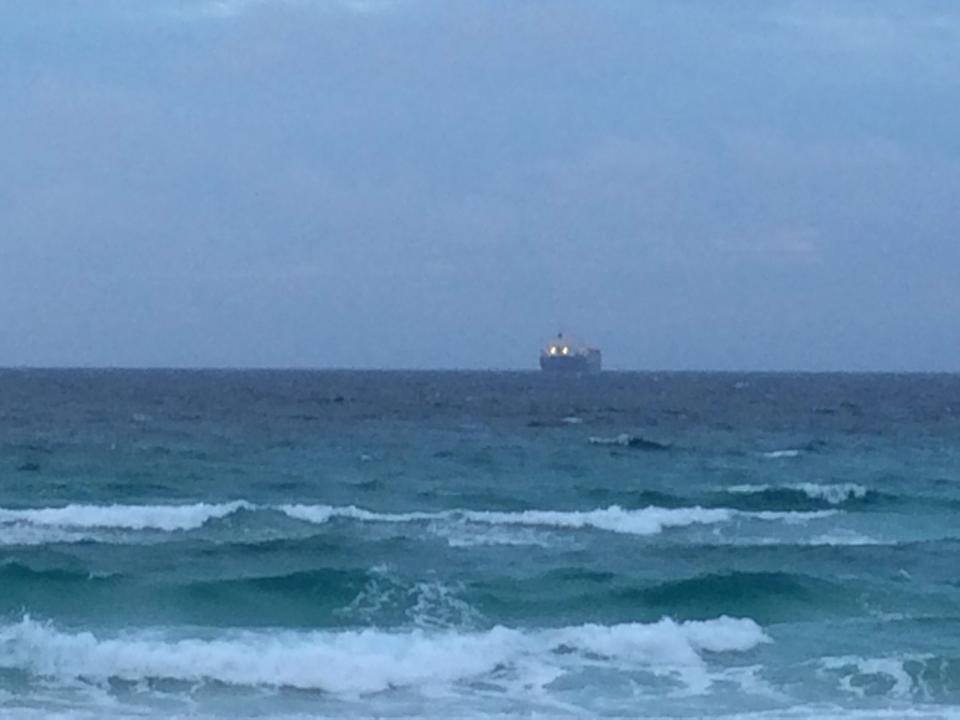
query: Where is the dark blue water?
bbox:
[2,370,960,719]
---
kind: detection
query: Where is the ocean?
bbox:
[2,369,960,719]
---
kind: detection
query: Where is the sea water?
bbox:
[2,369,960,719]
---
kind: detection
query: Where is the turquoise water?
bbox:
[2,370,960,718]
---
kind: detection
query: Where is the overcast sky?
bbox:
[2,0,959,370]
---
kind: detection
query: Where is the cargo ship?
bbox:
[539,333,602,373]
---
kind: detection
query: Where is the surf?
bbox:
[0,501,838,543]
[0,615,769,694]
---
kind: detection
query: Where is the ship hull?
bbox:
[539,352,602,374]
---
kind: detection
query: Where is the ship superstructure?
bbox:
[539,333,602,373]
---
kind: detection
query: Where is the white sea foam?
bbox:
[279,504,736,536]
[6,706,960,720]
[434,523,556,548]
[728,711,960,720]
[0,615,768,694]
[459,506,737,535]
[588,433,636,446]
[6,707,960,720]
[337,566,485,630]
[0,501,834,540]
[718,533,889,548]
[761,449,802,459]
[794,483,868,504]
[0,526,101,547]
[278,504,439,525]
[744,510,838,524]
[805,530,886,546]
[406,580,486,630]
[0,501,252,531]
[727,483,869,505]
[819,655,929,699]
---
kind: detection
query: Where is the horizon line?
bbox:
[1,365,958,375]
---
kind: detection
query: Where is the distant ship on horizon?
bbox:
[539,332,602,373]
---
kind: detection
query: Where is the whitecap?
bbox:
[805,530,885,546]
[458,506,735,535]
[0,525,102,547]
[278,504,735,536]
[0,501,252,532]
[761,450,802,459]
[0,615,769,695]
[726,483,868,505]
[742,510,838,525]
[791,483,868,504]
[0,501,837,541]
[278,504,439,525]
[281,503,837,535]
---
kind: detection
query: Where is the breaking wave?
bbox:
[277,503,736,535]
[279,504,834,535]
[761,449,803,459]
[0,615,769,694]
[0,501,252,532]
[0,502,838,544]
[726,483,871,506]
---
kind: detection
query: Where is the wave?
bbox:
[280,504,835,535]
[0,615,768,694]
[0,563,117,586]
[625,571,857,623]
[576,487,694,508]
[804,530,887,546]
[727,483,867,505]
[2,710,959,720]
[724,483,875,511]
[0,563,477,630]
[0,501,251,531]
[0,502,837,544]
[197,568,363,595]
[0,525,103,546]
[279,504,751,536]
[0,560,873,630]
[461,568,863,628]
[738,510,836,523]
[433,523,556,548]
[460,506,735,535]
[761,449,802,459]
[278,504,440,525]
[5,705,960,720]
[708,531,890,547]
[816,652,960,704]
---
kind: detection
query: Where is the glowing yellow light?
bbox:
[561,346,570,355]
[549,346,558,355]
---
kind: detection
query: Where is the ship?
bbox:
[539,333,602,373]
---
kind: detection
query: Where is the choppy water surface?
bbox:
[2,370,960,719]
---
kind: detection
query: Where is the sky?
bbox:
[2,0,959,370]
